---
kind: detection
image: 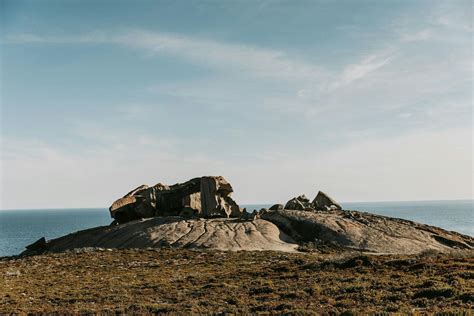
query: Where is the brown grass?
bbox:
[1,248,473,314]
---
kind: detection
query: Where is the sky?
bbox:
[0,0,472,209]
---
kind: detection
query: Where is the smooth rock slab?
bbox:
[25,218,298,254]
[261,209,473,254]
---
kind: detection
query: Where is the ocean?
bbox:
[0,200,472,257]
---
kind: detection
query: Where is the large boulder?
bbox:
[312,191,342,211]
[284,195,313,210]
[109,176,243,224]
[200,176,241,218]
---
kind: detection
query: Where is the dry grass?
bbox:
[1,248,473,314]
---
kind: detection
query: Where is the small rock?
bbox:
[284,195,313,210]
[5,270,21,276]
[269,204,283,211]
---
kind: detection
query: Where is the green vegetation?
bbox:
[1,249,473,314]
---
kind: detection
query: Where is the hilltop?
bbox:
[22,176,473,256]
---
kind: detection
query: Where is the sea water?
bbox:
[0,200,472,257]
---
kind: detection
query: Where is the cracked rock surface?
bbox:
[261,209,473,254]
[24,217,298,254]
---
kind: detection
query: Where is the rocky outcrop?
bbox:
[22,218,298,254]
[269,204,284,211]
[284,191,342,211]
[312,191,342,210]
[261,209,473,254]
[23,207,473,255]
[25,237,47,252]
[284,195,313,210]
[22,176,474,255]
[110,176,242,223]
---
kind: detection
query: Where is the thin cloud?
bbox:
[295,51,394,100]
[1,127,471,209]
[335,53,393,88]
[399,29,433,42]
[5,30,325,82]
[1,30,399,107]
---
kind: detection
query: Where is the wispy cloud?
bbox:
[1,126,472,209]
[2,1,473,208]
[5,30,325,82]
[5,31,111,44]
[432,1,473,33]
[2,29,396,106]
[399,29,433,42]
[393,1,472,44]
[329,52,393,90]
[5,24,470,125]
[8,29,390,118]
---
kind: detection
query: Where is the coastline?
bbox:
[1,199,472,257]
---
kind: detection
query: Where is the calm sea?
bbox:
[0,200,472,257]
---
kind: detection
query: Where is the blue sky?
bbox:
[0,0,472,209]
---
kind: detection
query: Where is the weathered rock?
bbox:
[25,177,473,256]
[23,218,298,254]
[109,184,156,223]
[284,195,313,210]
[241,209,256,220]
[261,209,473,254]
[312,191,342,211]
[182,192,201,212]
[25,237,47,253]
[124,184,150,197]
[24,208,473,255]
[269,204,284,211]
[109,176,242,223]
[200,176,240,218]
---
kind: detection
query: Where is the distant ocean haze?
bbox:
[0,200,472,257]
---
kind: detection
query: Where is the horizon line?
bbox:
[1,198,472,211]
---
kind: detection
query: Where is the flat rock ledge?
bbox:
[22,175,473,255]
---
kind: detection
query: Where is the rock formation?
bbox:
[23,176,473,255]
[269,204,284,211]
[23,218,298,253]
[284,191,341,211]
[261,209,473,254]
[110,176,242,223]
[284,195,313,210]
[312,191,342,210]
